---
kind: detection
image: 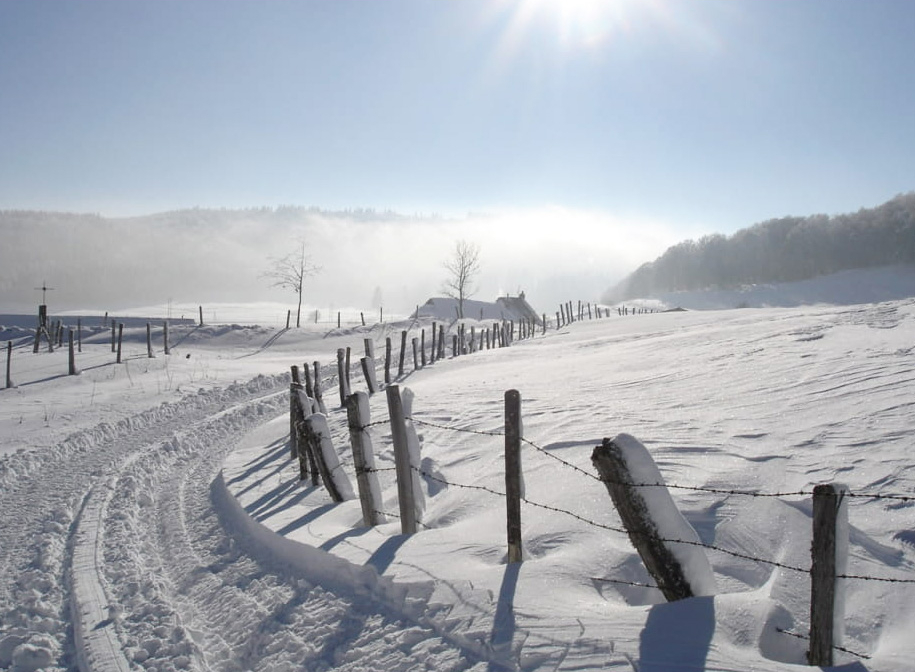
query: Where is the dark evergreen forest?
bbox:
[604,192,915,302]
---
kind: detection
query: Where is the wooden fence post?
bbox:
[398,330,407,377]
[5,341,11,388]
[110,320,116,353]
[364,337,374,362]
[420,329,426,366]
[412,337,419,370]
[163,322,169,355]
[808,483,849,667]
[77,318,82,352]
[591,436,714,602]
[146,323,153,358]
[360,356,377,394]
[312,361,327,415]
[386,385,417,534]
[345,392,384,527]
[438,324,445,360]
[338,311,341,328]
[384,337,392,385]
[302,415,348,501]
[290,366,302,460]
[286,310,291,329]
[360,312,365,326]
[505,389,523,563]
[303,363,314,398]
[68,330,77,375]
[116,323,124,364]
[430,322,437,364]
[198,305,204,327]
[336,349,348,406]
[345,346,352,392]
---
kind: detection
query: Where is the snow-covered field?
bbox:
[2,286,914,671]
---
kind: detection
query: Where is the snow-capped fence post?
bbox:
[303,363,314,399]
[591,435,716,602]
[360,357,377,394]
[312,361,327,415]
[384,337,392,385]
[336,349,348,407]
[345,392,385,527]
[505,389,523,563]
[116,323,124,364]
[302,414,353,502]
[808,483,849,667]
[386,385,417,534]
[163,322,169,355]
[398,330,407,377]
[5,341,11,388]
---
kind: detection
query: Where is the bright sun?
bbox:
[509,0,640,50]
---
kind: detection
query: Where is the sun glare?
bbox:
[516,0,640,49]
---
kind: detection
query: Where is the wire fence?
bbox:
[347,412,915,587]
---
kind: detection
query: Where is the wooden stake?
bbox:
[386,385,417,534]
[336,349,348,407]
[345,393,381,527]
[68,330,77,375]
[384,337,392,385]
[6,341,13,388]
[591,437,699,602]
[116,323,124,364]
[505,389,523,563]
[360,356,377,394]
[398,330,407,377]
[163,322,169,355]
[146,323,154,358]
[412,337,419,370]
[312,361,327,415]
[199,305,204,327]
[808,484,847,666]
[77,317,82,352]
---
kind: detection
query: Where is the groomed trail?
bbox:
[0,372,489,672]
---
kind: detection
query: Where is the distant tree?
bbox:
[262,240,320,328]
[442,240,481,319]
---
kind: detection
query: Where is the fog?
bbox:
[1,207,681,319]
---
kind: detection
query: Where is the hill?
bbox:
[605,191,915,303]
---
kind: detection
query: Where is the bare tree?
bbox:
[442,240,481,319]
[263,240,320,328]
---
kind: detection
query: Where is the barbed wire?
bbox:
[775,628,871,660]
[591,577,659,590]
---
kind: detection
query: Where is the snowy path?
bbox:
[0,373,488,671]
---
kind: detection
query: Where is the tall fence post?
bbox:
[116,323,124,364]
[386,385,417,534]
[68,329,77,375]
[808,483,848,667]
[77,317,82,352]
[384,337,392,385]
[5,341,12,388]
[290,366,302,460]
[360,356,377,394]
[163,322,170,355]
[430,322,437,364]
[398,330,407,377]
[412,337,419,370]
[312,361,327,415]
[345,392,384,527]
[336,349,348,407]
[110,320,116,353]
[505,389,523,563]
[146,323,153,358]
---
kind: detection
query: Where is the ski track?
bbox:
[0,373,489,671]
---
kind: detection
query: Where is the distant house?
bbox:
[416,292,541,324]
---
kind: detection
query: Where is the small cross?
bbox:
[34,281,55,304]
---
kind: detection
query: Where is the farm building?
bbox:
[415,292,541,323]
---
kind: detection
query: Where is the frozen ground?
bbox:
[1,275,914,671]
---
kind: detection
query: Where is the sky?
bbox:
[2,0,914,230]
[1,1,914,316]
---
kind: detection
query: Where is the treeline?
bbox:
[604,192,915,301]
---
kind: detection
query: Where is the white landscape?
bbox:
[1,270,915,672]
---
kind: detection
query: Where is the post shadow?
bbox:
[365,534,410,574]
[638,596,715,671]
[488,562,521,671]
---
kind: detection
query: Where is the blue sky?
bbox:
[2,0,914,235]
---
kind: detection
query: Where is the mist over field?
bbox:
[0,207,678,317]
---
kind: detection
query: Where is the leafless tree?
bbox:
[442,240,481,319]
[262,240,320,328]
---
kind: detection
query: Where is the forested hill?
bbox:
[604,192,915,302]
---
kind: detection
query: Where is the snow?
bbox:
[2,268,915,671]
